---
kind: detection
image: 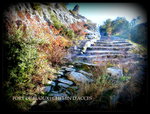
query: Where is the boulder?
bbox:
[57,75,62,78]
[73,45,77,50]
[44,86,51,92]
[81,39,98,53]
[59,69,65,72]
[61,66,68,70]
[66,90,71,95]
[68,65,74,68]
[58,83,70,88]
[57,71,64,75]
[106,67,123,78]
[66,71,93,83]
[73,4,79,12]
[69,86,79,90]
[58,78,74,85]
[78,70,93,77]
[51,91,59,94]
[65,68,76,72]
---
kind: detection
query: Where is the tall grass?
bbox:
[73,64,132,110]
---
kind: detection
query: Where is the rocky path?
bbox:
[31,36,146,107]
[75,37,133,65]
[31,65,94,106]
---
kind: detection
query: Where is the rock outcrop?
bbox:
[4,3,99,40]
[106,67,123,78]
[66,71,93,83]
[73,4,79,13]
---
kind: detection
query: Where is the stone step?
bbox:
[92,55,132,61]
[98,39,126,42]
[57,78,74,85]
[96,40,128,43]
[91,58,130,64]
[85,50,126,55]
[87,46,131,51]
[76,55,131,64]
[91,43,132,47]
[95,42,130,45]
[75,56,133,66]
[77,53,129,59]
[91,58,122,62]
[74,61,117,66]
[113,42,131,44]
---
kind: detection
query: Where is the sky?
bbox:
[67,3,147,25]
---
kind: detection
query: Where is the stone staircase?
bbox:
[32,37,144,107]
[75,38,133,65]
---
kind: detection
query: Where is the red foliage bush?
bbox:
[25,12,31,19]
[38,36,70,67]
[70,22,88,36]
[70,23,78,32]
[34,15,40,22]
[17,11,25,20]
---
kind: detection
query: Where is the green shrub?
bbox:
[32,3,42,15]
[5,26,38,96]
[53,20,62,29]
[128,40,147,56]
[60,25,76,39]
[66,29,75,38]
[130,23,147,47]
[49,11,62,30]
[48,9,76,39]
[119,76,131,82]
[60,25,68,36]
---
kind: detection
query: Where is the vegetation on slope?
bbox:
[2,3,90,111]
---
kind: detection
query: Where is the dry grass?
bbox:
[73,61,143,110]
[75,64,121,107]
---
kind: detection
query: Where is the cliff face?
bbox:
[4,3,98,40]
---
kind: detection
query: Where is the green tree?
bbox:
[130,23,147,47]
[100,17,130,38]
[112,17,130,35]
[100,19,113,36]
[130,16,141,27]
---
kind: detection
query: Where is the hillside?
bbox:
[2,2,147,112]
[2,2,100,111]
